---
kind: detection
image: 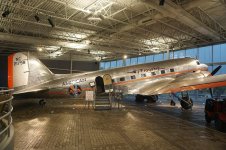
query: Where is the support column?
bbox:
[70,52,73,74]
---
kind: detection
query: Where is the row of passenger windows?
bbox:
[114,68,175,82]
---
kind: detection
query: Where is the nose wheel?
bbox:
[39,99,46,107]
[172,92,193,110]
[180,97,193,110]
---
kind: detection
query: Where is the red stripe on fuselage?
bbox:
[8,54,14,89]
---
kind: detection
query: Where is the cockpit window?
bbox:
[196,61,200,65]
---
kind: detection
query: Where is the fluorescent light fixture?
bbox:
[37,47,43,51]
[66,43,87,49]
[88,17,102,21]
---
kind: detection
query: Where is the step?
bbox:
[95,106,111,110]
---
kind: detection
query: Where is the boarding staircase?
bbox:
[94,92,112,110]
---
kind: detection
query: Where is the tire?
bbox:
[205,98,214,112]
[180,98,193,110]
[135,95,144,103]
[205,112,212,123]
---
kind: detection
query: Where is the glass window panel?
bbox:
[173,50,185,59]
[145,55,154,63]
[131,75,136,79]
[185,48,198,58]
[131,57,137,65]
[125,58,130,66]
[138,56,145,64]
[120,77,125,81]
[170,68,174,72]
[99,62,105,70]
[170,51,174,59]
[213,44,226,63]
[117,60,123,67]
[221,44,226,62]
[198,46,212,63]
[105,62,111,69]
[110,61,116,68]
[208,66,213,72]
[154,53,163,62]
[163,52,168,60]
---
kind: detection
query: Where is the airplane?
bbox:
[5,52,226,110]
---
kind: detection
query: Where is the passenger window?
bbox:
[119,77,125,81]
[151,72,156,76]
[141,74,146,77]
[170,68,174,72]
[161,70,165,74]
[131,75,136,80]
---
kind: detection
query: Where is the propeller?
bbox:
[210,65,222,76]
[209,65,222,98]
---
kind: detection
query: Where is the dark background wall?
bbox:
[0,56,8,87]
[40,59,100,74]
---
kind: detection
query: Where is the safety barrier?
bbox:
[0,88,14,150]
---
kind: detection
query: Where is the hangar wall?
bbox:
[41,59,99,74]
[100,43,226,75]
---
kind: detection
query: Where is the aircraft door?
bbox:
[103,74,113,93]
[95,76,105,93]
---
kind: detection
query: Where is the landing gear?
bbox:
[170,100,176,106]
[39,99,46,107]
[135,94,144,103]
[135,95,158,103]
[146,95,158,103]
[176,92,193,110]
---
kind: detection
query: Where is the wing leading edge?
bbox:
[154,74,226,95]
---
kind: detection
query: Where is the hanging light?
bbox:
[2,9,10,18]
[34,14,40,22]
[159,0,165,6]
[48,17,55,27]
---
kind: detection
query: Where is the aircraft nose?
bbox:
[201,64,208,70]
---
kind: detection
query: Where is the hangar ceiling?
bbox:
[0,0,226,61]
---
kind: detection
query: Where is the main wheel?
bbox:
[146,95,158,103]
[135,95,144,103]
[180,98,193,110]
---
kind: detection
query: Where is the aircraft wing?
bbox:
[143,74,226,95]
[13,86,49,95]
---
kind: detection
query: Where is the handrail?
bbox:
[0,88,14,141]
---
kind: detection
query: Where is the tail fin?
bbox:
[8,52,53,89]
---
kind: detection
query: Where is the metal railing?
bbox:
[0,88,13,142]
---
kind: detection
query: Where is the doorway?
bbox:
[95,76,105,93]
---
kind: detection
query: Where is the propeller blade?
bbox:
[211,65,222,76]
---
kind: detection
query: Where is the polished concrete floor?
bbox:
[12,98,226,150]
